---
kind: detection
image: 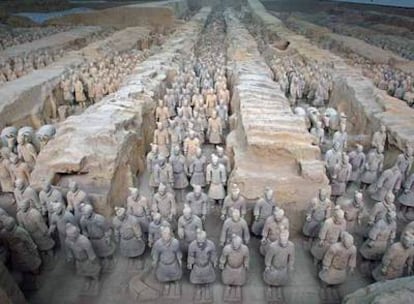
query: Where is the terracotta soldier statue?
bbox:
[311,207,346,264]
[220,209,250,246]
[219,234,249,302]
[17,199,55,264]
[348,144,365,184]
[177,206,203,252]
[216,146,231,174]
[368,165,401,202]
[372,230,414,281]
[205,88,217,117]
[398,173,414,221]
[252,187,276,236]
[183,131,200,164]
[216,100,229,130]
[189,148,207,188]
[263,229,295,299]
[221,184,246,220]
[9,153,31,186]
[339,191,365,234]
[371,124,386,153]
[206,154,227,205]
[148,212,171,248]
[65,224,101,294]
[14,178,41,212]
[152,183,176,222]
[153,123,170,158]
[67,181,88,223]
[153,156,174,192]
[325,142,342,178]
[331,153,352,199]
[186,185,209,221]
[80,204,115,271]
[16,133,37,170]
[152,226,182,297]
[369,191,397,226]
[319,231,356,286]
[60,75,74,106]
[39,181,64,223]
[1,217,41,275]
[0,147,14,192]
[332,122,347,151]
[112,207,145,264]
[303,189,333,239]
[207,110,222,145]
[360,211,397,261]
[169,145,189,190]
[74,76,87,108]
[147,144,160,193]
[187,229,217,302]
[361,147,384,189]
[48,202,77,254]
[126,187,150,233]
[155,99,170,124]
[169,120,183,149]
[310,121,325,146]
[394,146,413,183]
[260,207,290,256]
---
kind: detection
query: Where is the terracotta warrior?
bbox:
[65,224,101,293]
[153,123,170,158]
[183,131,200,164]
[361,147,384,189]
[189,148,207,188]
[206,154,227,205]
[67,181,89,223]
[153,156,174,191]
[186,185,209,221]
[368,164,401,202]
[17,199,55,262]
[207,110,222,145]
[360,211,397,261]
[372,230,414,281]
[398,173,414,221]
[371,124,387,152]
[331,153,352,199]
[325,142,342,178]
[80,204,115,270]
[16,133,37,169]
[126,187,150,233]
[263,229,295,288]
[147,144,160,193]
[177,206,203,252]
[369,191,397,226]
[219,235,249,301]
[303,189,333,239]
[216,146,231,174]
[220,209,250,246]
[0,147,14,192]
[9,153,31,186]
[319,231,356,286]
[74,77,87,108]
[221,184,246,220]
[260,207,290,256]
[148,212,171,248]
[112,207,145,260]
[394,146,413,183]
[152,226,182,297]
[187,230,217,302]
[1,217,41,275]
[311,207,346,263]
[252,187,276,236]
[14,178,41,212]
[310,121,325,146]
[155,99,170,124]
[48,202,77,254]
[39,181,64,223]
[169,145,189,190]
[152,183,176,222]
[348,144,365,184]
[339,191,365,234]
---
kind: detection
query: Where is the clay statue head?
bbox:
[356,144,363,153]
[341,231,354,249]
[82,204,93,218]
[384,191,395,205]
[189,130,196,140]
[264,187,274,201]
[196,229,207,248]
[333,207,345,224]
[151,144,158,154]
[216,146,224,157]
[333,141,341,152]
[342,153,349,165]
[69,181,78,193]
[193,185,202,198]
[54,202,65,215]
[231,234,242,250]
[158,99,164,107]
[158,183,167,196]
[173,145,180,156]
[230,184,240,200]
[153,212,161,224]
[273,207,285,222]
[129,187,139,199]
[231,209,241,222]
[380,124,386,133]
[15,179,25,191]
[183,205,192,220]
[319,188,328,201]
[211,154,219,166]
[19,199,30,212]
[115,207,127,221]
[161,226,172,243]
[66,223,80,241]
[354,191,363,207]
[211,110,217,119]
[196,148,203,158]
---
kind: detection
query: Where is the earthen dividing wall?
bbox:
[30,7,212,217]
[247,0,414,153]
